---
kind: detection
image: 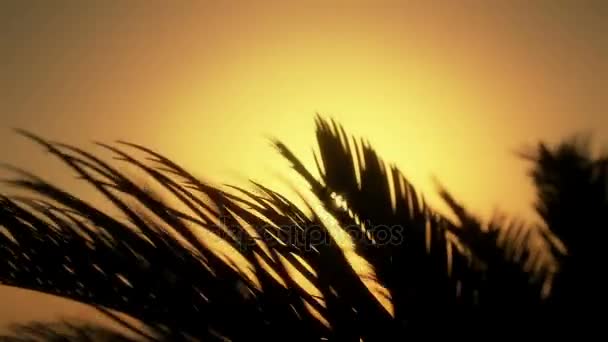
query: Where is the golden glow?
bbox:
[1,0,606,328]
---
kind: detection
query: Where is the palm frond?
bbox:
[0,128,398,341]
[522,137,608,331]
[275,115,561,333]
[0,131,324,341]
[1,116,604,340]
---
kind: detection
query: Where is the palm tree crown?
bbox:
[0,116,605,341]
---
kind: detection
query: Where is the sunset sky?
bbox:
[1,0,606,330]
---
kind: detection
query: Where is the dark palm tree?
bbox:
[0,116,604,340]
[522,137,608,334]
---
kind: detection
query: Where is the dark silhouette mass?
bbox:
[0,116,606,341]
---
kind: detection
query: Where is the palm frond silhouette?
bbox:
[0,116,605,340]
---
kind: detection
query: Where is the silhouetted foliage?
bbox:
[523,137,608,333]
[0,116,605,340]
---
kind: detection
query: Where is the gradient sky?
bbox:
[1,0,606,329]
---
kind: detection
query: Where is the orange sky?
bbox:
[1,0,606,330]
